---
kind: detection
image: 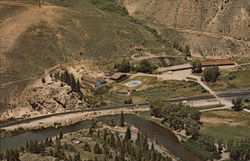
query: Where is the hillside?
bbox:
[0,0,174,110]
[1,0,249,112]
[122,0,250,57]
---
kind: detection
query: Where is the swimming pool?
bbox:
[125,80,142,87]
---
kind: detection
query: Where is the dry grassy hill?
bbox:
[0,0,175,110]
[122,0,250,57]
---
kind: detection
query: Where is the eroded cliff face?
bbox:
[123,0,250,40]
[123,0,250,57]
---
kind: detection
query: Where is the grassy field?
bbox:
[101,76,207,105]
[208,65,250,91]
[200,110,250,143]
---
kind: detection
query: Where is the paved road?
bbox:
[0,89,249,129]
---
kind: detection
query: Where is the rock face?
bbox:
[24,80,86,114]
[123,0,250,57]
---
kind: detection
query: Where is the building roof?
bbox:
[157,63,192,72]
[111,73,126,80]
[201,61,235,66]
[82,76,105,84]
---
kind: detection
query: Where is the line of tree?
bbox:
[150,101,201,139]
[115,59,156,74]
[88,126,172,161]
[60,70,83,97]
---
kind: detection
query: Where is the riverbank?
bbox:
[0,107,149,132]
[137,111,189,142]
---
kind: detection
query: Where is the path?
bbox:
[131,52,183,61]
[156,65,233,110]
[165,25,250,47]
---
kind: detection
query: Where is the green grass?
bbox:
[182,139,219,160]
[102,76,207,104]
[208,67,250,91]
[201,110,250,143]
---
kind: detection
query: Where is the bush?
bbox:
[114,59,131,72]
[135,59,156,73]
[232,97,243,111]
[124,98,133,104]
[41,78,46,83]
[184,45,191,57]
[192,60,202,73]
[203,66,220,82]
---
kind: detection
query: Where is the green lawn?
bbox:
[103,76,207,104]
[201,110,250,143]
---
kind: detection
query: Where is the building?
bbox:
[110,73,128,82]
[82,76,106,88]
[201,61,235,67]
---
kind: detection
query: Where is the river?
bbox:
[0,114,202,161]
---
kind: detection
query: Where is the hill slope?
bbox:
[0,0,174,110]
[122,0,250,57]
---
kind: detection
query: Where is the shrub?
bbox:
[114,59,131,72]
[203,66,220,82]
[135,59,156,73]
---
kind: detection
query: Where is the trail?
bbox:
[165,25,250,46]
[131,52,183,61]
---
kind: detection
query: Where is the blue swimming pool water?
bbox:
[129,81,140,85]
[127,81,141,87]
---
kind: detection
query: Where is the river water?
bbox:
[0,115,202,161]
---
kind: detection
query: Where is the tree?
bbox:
[115,59,131,72]
[83,142,91,152]
[125,127,132,141]
[232,97,243,111]
[135,131,141,145]
[41,78,46,83]
[192,60,202,73]
[38,0,42,8]
[136,60,156,73]
[59,131,63,140]
[185,119,200,139]
[124,98,133,104]
[73,152,81,161]
[120,111,125,127]
[88,127,94,136]
[93,143,103,154]
[184,45,191,57]
[203,66,220,82]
